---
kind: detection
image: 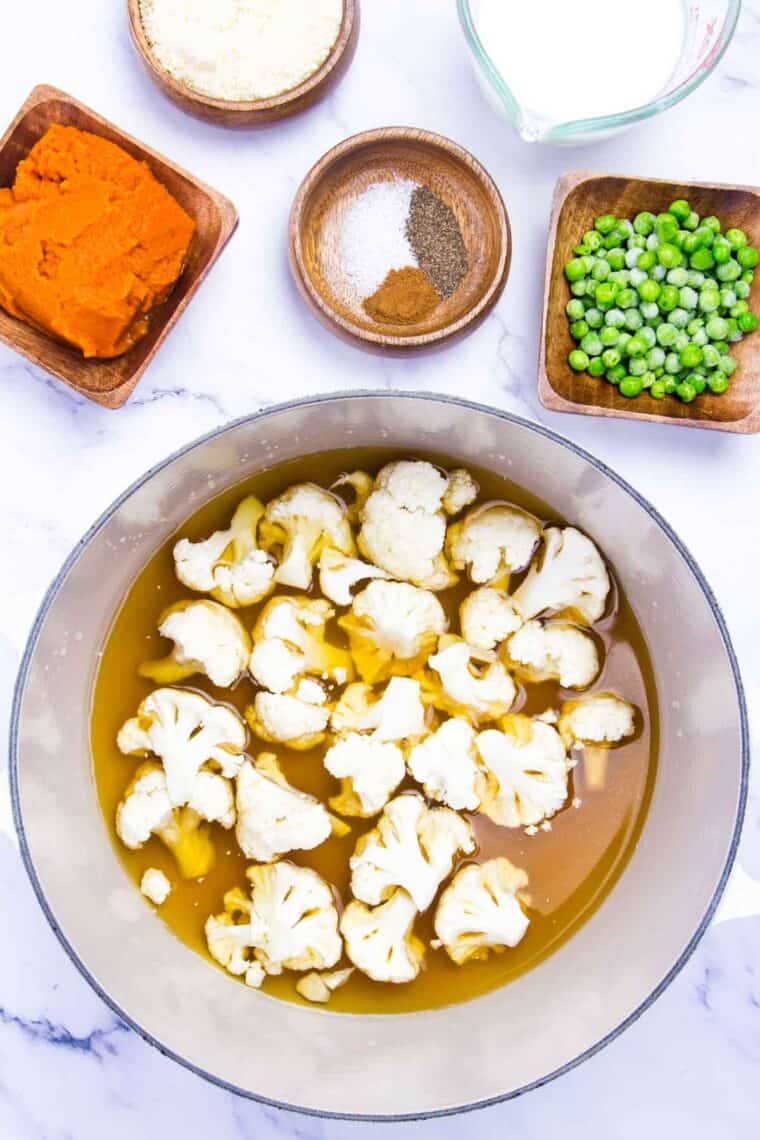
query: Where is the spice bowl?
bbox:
[289,127,511,353]
[0,85,238,408]
[540,171,760,433]
[127,0,360,127]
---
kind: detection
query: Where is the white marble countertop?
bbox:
[1,1,759,1136]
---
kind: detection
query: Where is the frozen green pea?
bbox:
[703,216,721,234]
[658,285,680,312]
[665,352,682,374]
[676,381,697,403]
[656,213,679,243]
[583,229,603,252]
[638,249,657,271]
[717,260,742,282]
[580,332,603,356]
[570,320,590,340]
[617,332,632,353]
[670,308,689,329]
[663,377,678,394]
[679,286,699,310]
[629,234,647,250]
[617,219,634,239]
[565,258,587,282]
[625,247,643,268]
[737,245,759,269]
[742,270,755,284]
[595,214,617,235]
[656,323,678,347]
[638,279,660,304]
[638,326,657,349]
[687,316,704,336]
[650,379,667,399]
[585,307,605,327]
[680,343,703,369]
[588,357,606,377]
[692,328,708,347]
[682,231,703,255]
[607,364,626,384]
[592,259,611,281]
[641,301,660,321]
[647,346,666,369]
[735,280,751,299]
[571,280,588,297]
[629,357,648,377]
[620,376,644,398]
[624,309,644,331]
[658,243,683,269]
[690,248,715,271]
[707,374,729,394]
[626,332,649,356]
[725,227,748,249]
[699,288,720,312]
[668,200,691,223]
[640,370,656,389]
[666,267,689,288]
[711,238,732,265]
[686,372,707,394]
[617,288,638,310]
[566,298,586,320]
[730,300,749,317]
[674,330,689,352]
[738,311,759,333]
[702,344,720,369]
[684,211,700,232]
[606,248,626,270]
[568,349,589,371]
[604,308,626,328]
[601,347,621,368]
[687,270,705,288]
[634,212,656,236]
[719,288,737,309]
[600,325,620,346]
[629,267,647,288]
[719,354,737,375]
[651,264,667,281]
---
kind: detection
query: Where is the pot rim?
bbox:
[9,390,749,1122]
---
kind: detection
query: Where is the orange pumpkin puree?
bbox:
[0,125,195,358]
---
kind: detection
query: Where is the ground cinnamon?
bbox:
[363,266,441,325]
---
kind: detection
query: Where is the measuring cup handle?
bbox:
[712,863,760,925]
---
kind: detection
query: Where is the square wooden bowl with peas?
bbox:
[539,172,760,432]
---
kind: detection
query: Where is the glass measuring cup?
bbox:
[458,0,742,145]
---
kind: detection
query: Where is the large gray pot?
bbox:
[10,393,748,1120]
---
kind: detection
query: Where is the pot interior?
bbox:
[12,394,745,1118]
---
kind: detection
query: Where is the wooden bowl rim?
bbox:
[127,0,358,120]
[538,169,760,434]
[289,126,512,349]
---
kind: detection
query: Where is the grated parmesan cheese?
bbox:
[139,0,344,101]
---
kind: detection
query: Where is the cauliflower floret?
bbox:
[357,460,458,590]
[424,637,516,723]
[249,596,352,693]
[559,693,636,746]
[434,858,530,965]
[235,754,337,862]
[331,677,427,743]
[259,484,355,590]
[407,718,482,811]
[140,867,172,906]
[139,600,250,688]
[476,715,570,828]
[117,688,246,808]
[339,580,447,683]
[205,862,342,980]
[350,792,475,912]
[295,967,354,1004]
[173,495,275,608]
[441,468,479,515]
[459,587,523,652]
[446,502,543,584]
[507,621,599,689]
[318,547,391,606]
[340,890,425,983]
[512,526,610,624]
[324,734,406,817]
[331,470,374,524]
[116,762,234,878]
[246,684,331,751]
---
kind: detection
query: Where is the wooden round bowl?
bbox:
[127,0,359,127]
[288,127,511,353]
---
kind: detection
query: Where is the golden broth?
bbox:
[91,447,657,1014]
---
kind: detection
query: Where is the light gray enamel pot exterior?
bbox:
[11,393,747,1121]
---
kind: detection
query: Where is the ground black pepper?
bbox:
[405,186,468,298]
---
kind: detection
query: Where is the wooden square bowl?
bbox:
[0,85,238,408]
[539,172,760,433]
